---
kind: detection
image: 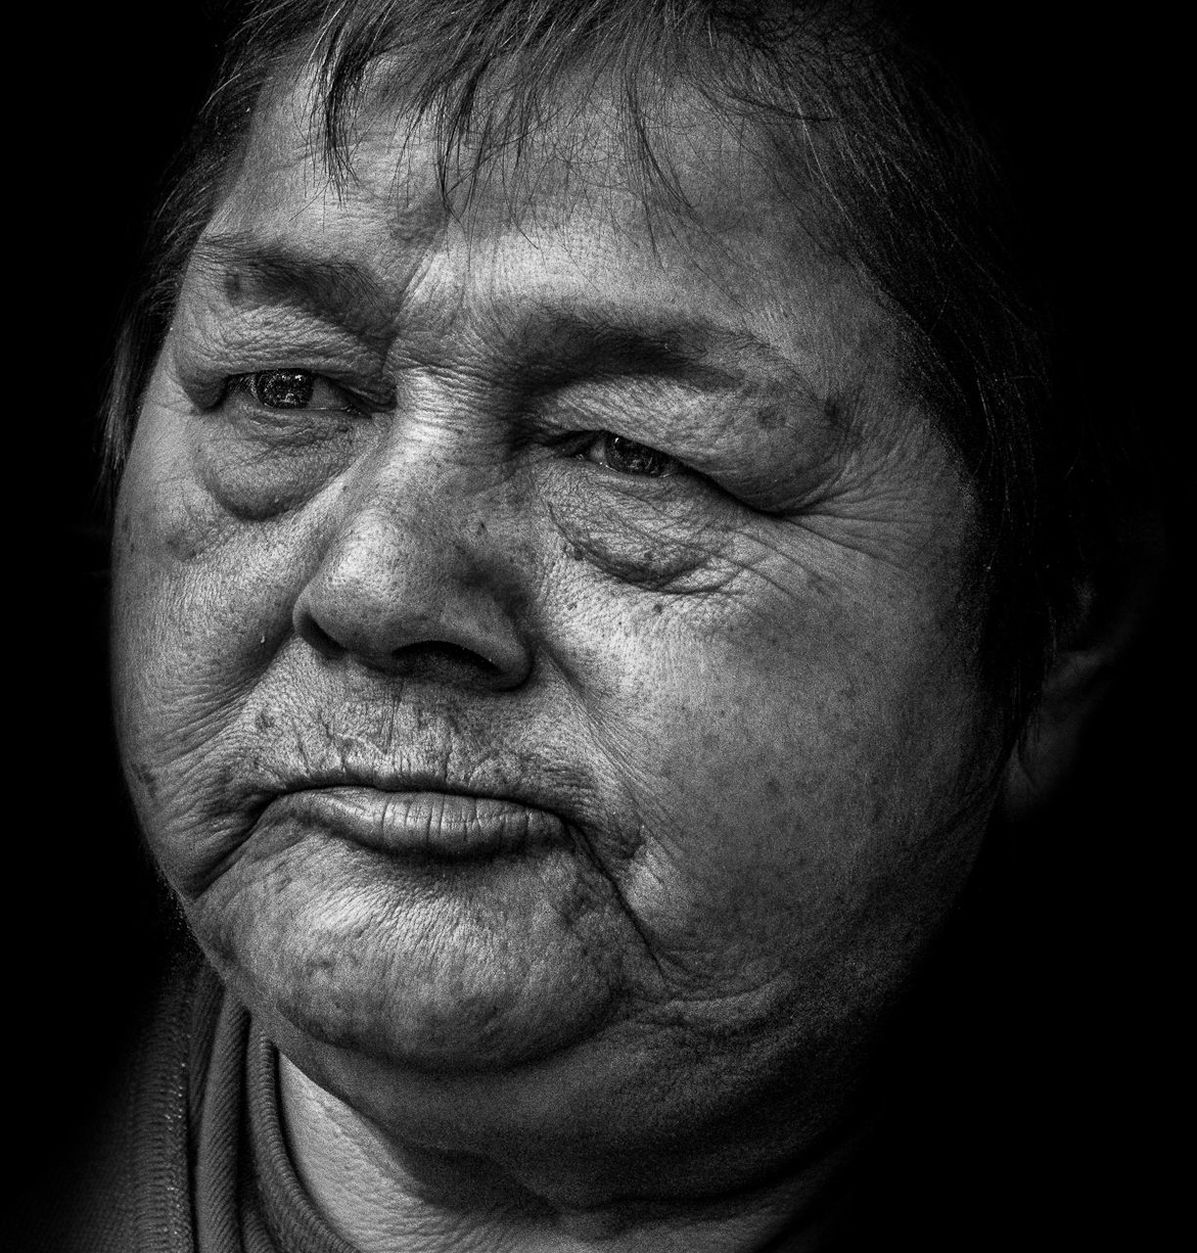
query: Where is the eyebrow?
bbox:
[189,234,824,409]
[499,305,811,395]
[191,233,395,350]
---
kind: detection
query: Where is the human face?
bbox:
[113,71,999,1187]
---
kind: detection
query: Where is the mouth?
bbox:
[267,785,568,860]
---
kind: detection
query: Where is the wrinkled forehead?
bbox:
[233,55,806,233]
[198,58,890,383]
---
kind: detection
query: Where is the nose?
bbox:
[293,458,534,691]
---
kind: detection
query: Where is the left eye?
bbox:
[580,432,680,478]
[231,369,350,411]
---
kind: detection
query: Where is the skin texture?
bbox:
[112,69,1006,1249]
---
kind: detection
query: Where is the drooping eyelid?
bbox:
[539,375,842,484]
[166,304,397,412]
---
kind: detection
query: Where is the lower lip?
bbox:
[268,788,567,859]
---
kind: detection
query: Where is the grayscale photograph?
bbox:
[12,2,1176,1250]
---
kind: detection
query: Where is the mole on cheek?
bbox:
[166,529,201,561]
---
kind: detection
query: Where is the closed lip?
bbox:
[266,785,568,859]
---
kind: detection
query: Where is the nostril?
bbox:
[293,603,344,659]
[293,596,523,687]
[388,641,510,685]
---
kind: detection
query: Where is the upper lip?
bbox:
[267,762,567,820]
[228,707,596,831]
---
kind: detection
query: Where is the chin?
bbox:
[197,893,615,1078]
[180,806,634,1073]
[275,964,608,1076]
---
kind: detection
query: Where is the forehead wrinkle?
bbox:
[190,232,397,354]
[337,53,792,249]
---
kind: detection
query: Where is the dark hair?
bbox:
[104,0,1135,730]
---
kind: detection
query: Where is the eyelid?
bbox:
[550,419,818,518]
[539,383,840,510]
[168,309,396,407]
[537,390,710,478]
[175,355,395,415]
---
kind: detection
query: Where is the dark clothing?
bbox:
[35,953,352,1253]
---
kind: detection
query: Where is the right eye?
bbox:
[227,369,354,412]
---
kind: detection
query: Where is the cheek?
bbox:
[111,417,320,872]
[558,557,993,976]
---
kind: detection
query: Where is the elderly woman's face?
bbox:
[113,75,999,1178]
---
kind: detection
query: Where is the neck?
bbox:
[278,1058,852,1253]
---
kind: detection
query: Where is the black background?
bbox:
[14,3,1182,1246]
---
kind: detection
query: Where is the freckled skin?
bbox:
[112,73,1004,1222]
